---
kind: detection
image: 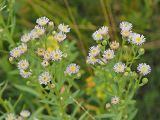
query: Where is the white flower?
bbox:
[86,56,99,65]
[105,103,111,109]
[111,96,120,105]
[137,63,151,76]
[64,63,80,75]
[110,41,119,50]
[17,59,29,70]
[92,30,103,41]
[51,49,63,61]
[38,72,52,85]
[58,23,70,33]
[5,113,16,120]
[54,32,66,42]
[102,49,114,60]
[20,110,30,118]
[30,26,45,39]
[120,21,132,37]
[120,21,132,31]
[21,33,31,43]
[98,26,109,35]
[36,16,49,26]
[89,46,100,57]
[20,70,32,78]
[43,51,51,60]
[36,48,45,57]
[10,47,22,58]
[41,60,49,67]
[18,43,28,54]
[113,62,126,73]
[130,33,146,45]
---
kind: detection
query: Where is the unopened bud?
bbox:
[126,67,131,72]
[124,72,129,76]
[142,78,148,84]
[138,48,145,55]
[102,40,107,46]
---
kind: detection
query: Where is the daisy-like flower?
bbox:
[38,72,52,85]
[54,32,66,42]
[110,41,119,50]
[36,48,45,57]
[86,56,99,65]
[137,63,151,76]
[89,46,100,57]
[41,60,49,67]
[18,43,27,54]
[105,103,111,109]
[113,62,126,73]
[120,21,132,37]
[111,96,120,105]
[64,63,80,75]
[20,70,32,78]
[17,59,29,70]
[30,26,45,39]
[16,116,23,120]
[51,49,63,61]
[58,23,70,33]
[36,16,49,26]
[92,30,103,41]
[21,33,31,43]
[10,47,22,58]
[5,113,16,120]
[43,51,51,60]
[102,49,115,60]
[98,26,109,35]
[130,33,146,45]
[20,110,30,118]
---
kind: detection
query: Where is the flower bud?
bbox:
[9,57,14,63]
[48,21,54,27]
[126,67,131,72]
[50,83,55,89]
[105,103,111,109]
[142,78,148,84]
[124,45,128,50]
[52,31,56,35]
[138,48,145,55]
[102,40,107,46]
[124,72,129,76]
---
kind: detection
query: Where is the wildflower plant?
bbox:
[8,17,82,119]
[86,22,151,120]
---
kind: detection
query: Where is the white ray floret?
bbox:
[38,72,52,85]
[130,33,146,45]
[20,110,30,118]
[64,63,80,75]
[21,33,31,43]
[17,59,29,70]
[92,30,103,41]
[54,32,66,42]
[89,45,100,57]
[10,47,22,58]
[58,23,70,33]
[20,70,32,78]
[120,21,132,31]
[102,49,115,60]
[51,49,63,61]
[36,16,49,26]
[86,56,99,65]
[137,63,151,76]
[98,26,109,35]
[111,96,120,105]
[113,62,126,73]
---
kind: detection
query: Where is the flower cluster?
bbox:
[9,16,80,85]
[5,110,31,120]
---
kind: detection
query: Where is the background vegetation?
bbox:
[0,0,160,119]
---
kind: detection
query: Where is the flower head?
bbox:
[43,51,51,60]
[137,63,151,76]
[36,16,49,26]
[20,110,30,118]
[17,59,29,70]
[58,23,70,33]
[51,49,63,61]
[38,72,52,85]
[64,63,80,75]
[110,41,119,50]
[10,47,22,58]
[120,21,132,37]
[5,113,15,120]
[18,43,27,54]
[88,46,100,57]
[20,70,32,78]
[41,60,49,67]
[54,32,66,42]
[21,33,31,43]
[130,33,146,45]
[111,96,120,105]
[86,56,99,65]
[92,30,103,41]
[113,62,126,73]
[30,26,45,39]
[102,49,115,60]
[98,26,108,35]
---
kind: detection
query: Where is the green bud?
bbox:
[126,67,131,72]
[138,48,145,55]
[124,72,129,76]
[124,45,128,50]
[102,40,107,46]
[142,78,148,84]
[52,31,56,35]
[131,71,138,78]
[96,40,102,44]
